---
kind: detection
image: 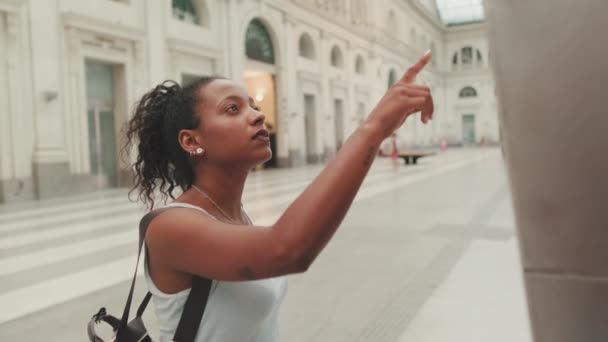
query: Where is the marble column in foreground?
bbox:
[485,1,608,341]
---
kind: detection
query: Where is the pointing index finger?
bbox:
[402,50,432,84]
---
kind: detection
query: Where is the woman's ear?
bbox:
[178,129,204,154]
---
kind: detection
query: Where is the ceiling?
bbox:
[434,0,485,26]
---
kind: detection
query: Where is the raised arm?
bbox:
[146,52,434,281]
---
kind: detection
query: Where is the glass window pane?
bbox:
[245,19,275,64]
[459,86,478,98]
[435,0,484,26]
[172,0,199,25]
[461,47,473,65]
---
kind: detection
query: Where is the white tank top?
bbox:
[143,202,288,342]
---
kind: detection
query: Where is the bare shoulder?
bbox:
[143,205,297,281]
[145,207,215,248]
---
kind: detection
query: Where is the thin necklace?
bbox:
[191,184,246,224]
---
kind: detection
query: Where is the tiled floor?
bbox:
[0,148,532,341]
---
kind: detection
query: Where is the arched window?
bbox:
[355,55,365,75]
[172,0,199,24]
[245,19,275,64]
[298,33,315,60]
[461,46,473,66]
[459,86,478,98]
[453,47,484,70]
[388,69,398,89]
[330,45,344,68]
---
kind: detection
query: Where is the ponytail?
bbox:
[123,77,220,209]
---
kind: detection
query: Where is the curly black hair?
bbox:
[123,77,222,209]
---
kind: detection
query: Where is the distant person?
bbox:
[123,51,433,342]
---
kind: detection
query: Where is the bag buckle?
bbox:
[92,307,107,323]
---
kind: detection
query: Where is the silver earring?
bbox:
[196,148,204,155]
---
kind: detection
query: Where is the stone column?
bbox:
[227,0,244,83]
[132,41,147,95]
[29,0,72,199]
[0,13,24,203]
[64,27,84,173]
[485,1,608,341]
[5,11,34,186]
[274,12,291,168]
[283,15,302,167]
[0,14,10,186]
[319,30,332,162]
[345,42,357,138]
[145,0,169,84]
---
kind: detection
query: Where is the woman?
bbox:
[124,51,433,342]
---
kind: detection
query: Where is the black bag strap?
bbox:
[136,292,152,318]
[118,208,167,332]
[173,275,212,341]
[117,205,213,342]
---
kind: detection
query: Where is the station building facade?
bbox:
[0,0,498,202]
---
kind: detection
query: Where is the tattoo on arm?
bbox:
[239,266,256,280]
[363,147,376,166]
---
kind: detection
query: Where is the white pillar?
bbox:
[0,8,36,202]
[346,44,357,137]
[227,0,244,84]
[273,15,289,167]
[29,0,66,165]
[146,0,169,85]
[486,1,608,341]
[218,0,232,77]
[0,13,10,182]
[319,31,331,160]
[284,16,300,166]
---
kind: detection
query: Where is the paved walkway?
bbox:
[0,148,532,341]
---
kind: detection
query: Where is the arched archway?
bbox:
[452,47,484,70]
[298,33,315,59]
[330,45,344,68]
[171,0,210,27]
[245,18,275,64]
[459,86,478,98]
[244,18,280,167]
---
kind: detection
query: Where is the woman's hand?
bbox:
[366,51,434,139]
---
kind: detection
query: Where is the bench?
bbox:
[398,151,435,165]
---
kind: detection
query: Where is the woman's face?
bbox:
[190,79,272,167]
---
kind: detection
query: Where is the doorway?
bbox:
[304,94,317,163]
[85,61,119,188]
[334,99,344,151]
[462,114,476,145]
